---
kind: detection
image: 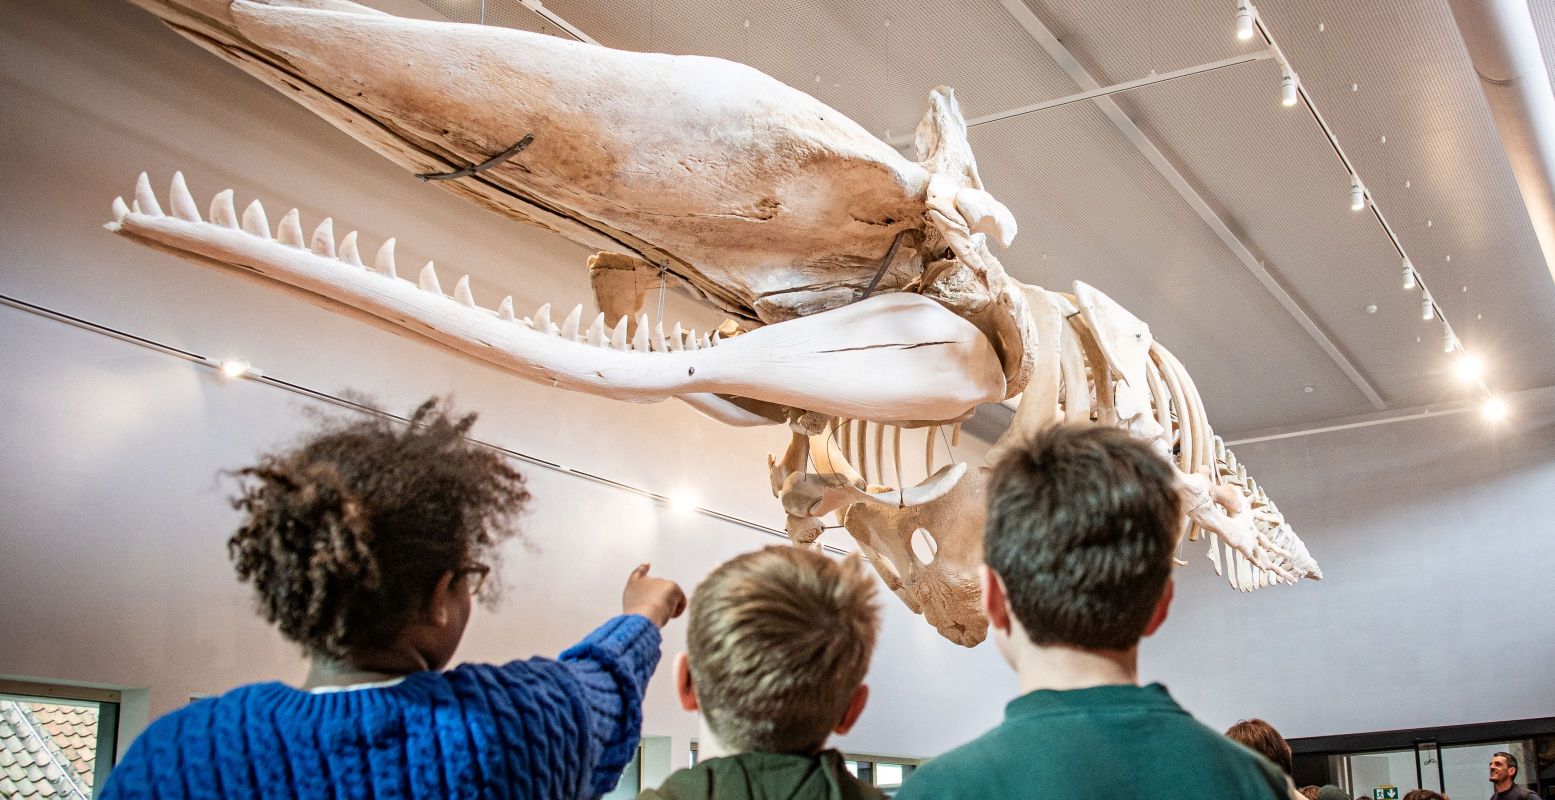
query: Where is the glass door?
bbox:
[1438,740,1537,800]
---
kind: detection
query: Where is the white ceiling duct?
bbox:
[1447,0,1555,287]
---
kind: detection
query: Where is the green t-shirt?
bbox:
[896,683,1294,800]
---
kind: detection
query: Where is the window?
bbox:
[600,740,644,799]
[840,753,921,797]
[0,680,121,799]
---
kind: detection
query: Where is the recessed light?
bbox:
[1303,385,1314,393]
[1365,304,1377,314]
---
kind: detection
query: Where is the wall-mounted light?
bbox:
[1481,396,1507,422]
[667,489,698,514]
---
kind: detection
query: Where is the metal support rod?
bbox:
[889,51,1276,147]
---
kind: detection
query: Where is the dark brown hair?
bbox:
[984,424,1182,650]
[687,546,879,755]
[1403,791,1447,800]
[227,398,529,658]
[1225,718,1294,776]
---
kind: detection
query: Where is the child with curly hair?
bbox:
[100,398,686,800]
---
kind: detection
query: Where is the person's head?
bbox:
[1314,786,1351,800]
[675,546,879,755]
[1298,787,1321,800]
[1403,790,1447,800]
[228,398,529,671]
[1490,751,1518,786]
[1225,718,1293,776]
[981,424,1182,656]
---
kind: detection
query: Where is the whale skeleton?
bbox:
[108,0,1320,645]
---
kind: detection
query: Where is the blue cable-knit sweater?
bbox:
[100,615,661,800]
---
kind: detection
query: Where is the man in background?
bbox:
[1490,752,1541,800]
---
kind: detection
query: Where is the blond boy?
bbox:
[640,546,883,800]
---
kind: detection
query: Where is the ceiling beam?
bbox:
[994,0,1387,410]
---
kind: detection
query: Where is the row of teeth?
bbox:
[114,172,721,353]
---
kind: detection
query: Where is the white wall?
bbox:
[1143,389,1555,738]
[0,0,1012,767]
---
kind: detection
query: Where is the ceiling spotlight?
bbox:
[1349,175,1366,211]
[1402,257,1416,290]
[1443,332,1456,353]
[1455,353,1484,381]
[1236,0,1257,40]
[219,358,252,378]
[1481,396,1507,422]
[1280,64,1299,106]
[1421,292,1434,321]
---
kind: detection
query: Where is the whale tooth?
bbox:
[310,218,336,257]
[210,190,238,229]
[374,237,397,278]
[339,231,363,267]
[633,314,650,352]
[653,320,668,352]
[277,209,304,247]
[168,172,200,222]
[134,172,163,217]
[112,196,130,223]
[533,303,552,333]
[586,313,607,346]
[611,316,629,350]
[241,199,270,238]
[711,331,721,347]
[455,275,476,307]
[498,296,515,322]
[670,321,685,352]
[418,261,442,294]
[560,304,583,341]
[702,332,714,349]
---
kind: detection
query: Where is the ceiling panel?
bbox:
[1533,0,1555,87]
[1021,0,1248,84]
[1257,0,1555,396]
[1113,58,1456,408]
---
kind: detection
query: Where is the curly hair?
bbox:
[227,398,530,658]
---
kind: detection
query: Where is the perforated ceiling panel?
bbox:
[1532,0,1555,87]
[1256,0,1555,397]
[406,0,1555,435]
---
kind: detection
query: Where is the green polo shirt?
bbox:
[896,683,1293,800]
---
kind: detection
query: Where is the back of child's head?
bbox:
[985,424,1181,651]
[227,397,530,658]
[687,546,879,755]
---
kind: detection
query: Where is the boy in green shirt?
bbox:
[639,546,884,800]
[896,425,1298,800]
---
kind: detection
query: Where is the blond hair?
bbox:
[687,546,880,754]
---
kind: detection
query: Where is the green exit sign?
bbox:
[1374,788,1400,800]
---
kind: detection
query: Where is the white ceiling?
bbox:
[418,0,1555,434]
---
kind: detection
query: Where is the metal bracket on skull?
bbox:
[416,133,535,181]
